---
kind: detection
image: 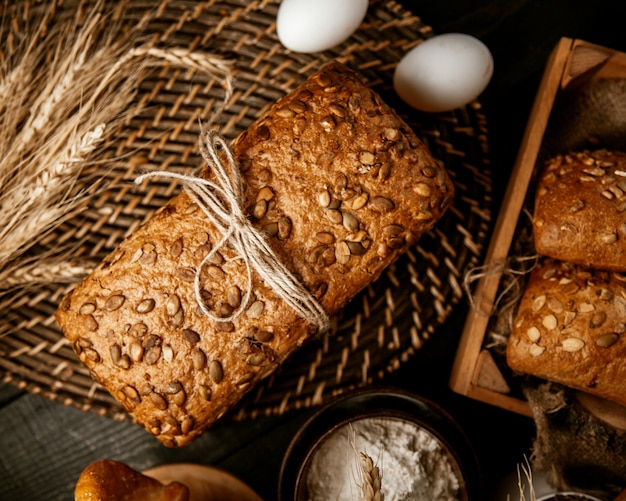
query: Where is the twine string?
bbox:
[135,128,330,332]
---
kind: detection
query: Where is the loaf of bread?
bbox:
[75,459,189,500]
[533,149,626,271]
[55,62,454,446]
[507,258,626,407]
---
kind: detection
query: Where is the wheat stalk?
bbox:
[358,452,384,501]
[1,123,105,234]
[0,64,23,106]
[102,45,235,121]
[1,4,108,186]
[0,2,128,294]
[4,258,98,289]
[0,0,56,103]
[0,0,235,294]
[347,424,384,501]
[0,121,107,271]
[515,455,537,501]
[1,2,96,167]
[17,48,91,151]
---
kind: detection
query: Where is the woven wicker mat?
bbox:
[0,0,493,422]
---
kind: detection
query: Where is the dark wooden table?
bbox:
[2,1,625,500]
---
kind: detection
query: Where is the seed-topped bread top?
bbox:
[533,149,626,271]
[55,62,454,447]
[507,258,626,407]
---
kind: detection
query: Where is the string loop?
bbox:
[135,128,330,332]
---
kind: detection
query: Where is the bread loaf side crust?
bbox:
[507,258,626,406]
[55,62,454,446]
[533,149,626,271]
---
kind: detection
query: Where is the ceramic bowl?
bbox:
[278,387,482,500]
[537,494,605,501]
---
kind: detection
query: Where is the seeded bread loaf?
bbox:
[533,149,626,271]
[507,258,626,407]
[55,62,454,447]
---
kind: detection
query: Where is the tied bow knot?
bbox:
[135,128,330,332]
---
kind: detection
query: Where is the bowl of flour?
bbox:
[278,388,481,501]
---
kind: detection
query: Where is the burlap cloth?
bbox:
[542,78,626,157]
[522,381,626,499]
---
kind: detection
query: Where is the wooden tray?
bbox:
[449,37,626,416]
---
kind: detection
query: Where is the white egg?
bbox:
[276,0,368,53]
[393,33,494,113]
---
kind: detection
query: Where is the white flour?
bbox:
[303,416,462,501]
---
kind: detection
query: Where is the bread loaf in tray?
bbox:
[55,62,454,447]
[507,258,626,407]
[533,149,626,271]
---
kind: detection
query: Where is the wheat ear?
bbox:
[0,0,235,293]
[9,9,104,159]
[358,452,384,501]
[4,258,98,289]
[0,124,106,268]
[348,424,384,501]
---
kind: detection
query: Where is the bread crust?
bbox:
[74,459,189,500]
[55,62,453,446]
[533,149,626,271]
[507,258,626,406]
